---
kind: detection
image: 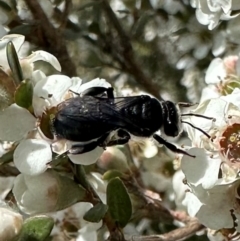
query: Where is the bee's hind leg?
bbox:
[68,133,111,155]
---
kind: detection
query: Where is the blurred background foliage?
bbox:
[4,0,239,103]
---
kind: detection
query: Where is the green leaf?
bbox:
[14,79,33,109]
[7,41,23,85]
[107,177,132,228]
[17,216,54,241]
[84,203,108,223]
[102,170,123,180]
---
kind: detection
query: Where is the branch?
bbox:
[24,0,77,76]
[99,0,161,99]
[125,218,205,241]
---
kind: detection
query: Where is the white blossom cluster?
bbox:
[0,34,109,240]
[190,0,240,30]
[174,54,240,238]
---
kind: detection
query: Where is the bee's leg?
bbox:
[68,132,111,154]
[105,129,130,146]
[81,87,114,98]
[153,134,195,158]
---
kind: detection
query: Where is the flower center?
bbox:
[218,76,240,96]
[220,123,240,162]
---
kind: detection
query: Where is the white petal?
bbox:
[0,104,36,141]
[0,34,25,69]
[190,0,198,8]
[69,77,83,93]
[200,86,220,103]
[31,70,46,86]
[205,58,226,84]
[196,186,233,230]
[33,75,72,109]
[182,191,203,217]
[207,0,230,13]
[221,88,240,107]
[192,98,227,128]
[32,95,50,117]
[24,51,61,71]
[14,139,51,175]
[78,78,112,94]
[234,213,240,232]
[68,147,104,165]
[172,170,188,208]
[195,9,210,25]
[0,207,23,241]
[13,171,59,214]
[77,231,97,241]
[181,148,221,188]
[196,200,233,230]
[0,177,14,199]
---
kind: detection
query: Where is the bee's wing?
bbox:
[100,96,151,130]
[56,95,150,130]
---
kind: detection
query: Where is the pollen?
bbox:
[220,123,240,163]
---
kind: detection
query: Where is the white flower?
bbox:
[0,77,112,175]
[14,139,52,175]
[0,203,23,241]
[0,104,36,142]
[201,55,240,102]
[181,88,240,232]
[182,149,240,231]
[191,0,240,30]
[12,170,85,214]
[0,34,61,82]
[51,202,102,241]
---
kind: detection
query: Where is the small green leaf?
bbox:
[84,203,108,223]
[102,170,123,180]
[7,41,23,85]
[17,215,54,241]
[107,177,132,228]
[14,79,33,109]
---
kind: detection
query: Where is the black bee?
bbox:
[51,86,211,157]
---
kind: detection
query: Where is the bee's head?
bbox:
[161,101,182,137]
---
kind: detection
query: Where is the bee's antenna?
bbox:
[181,113,215,120]
[181,120,211,138]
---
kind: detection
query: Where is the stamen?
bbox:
[182,120,211,138]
